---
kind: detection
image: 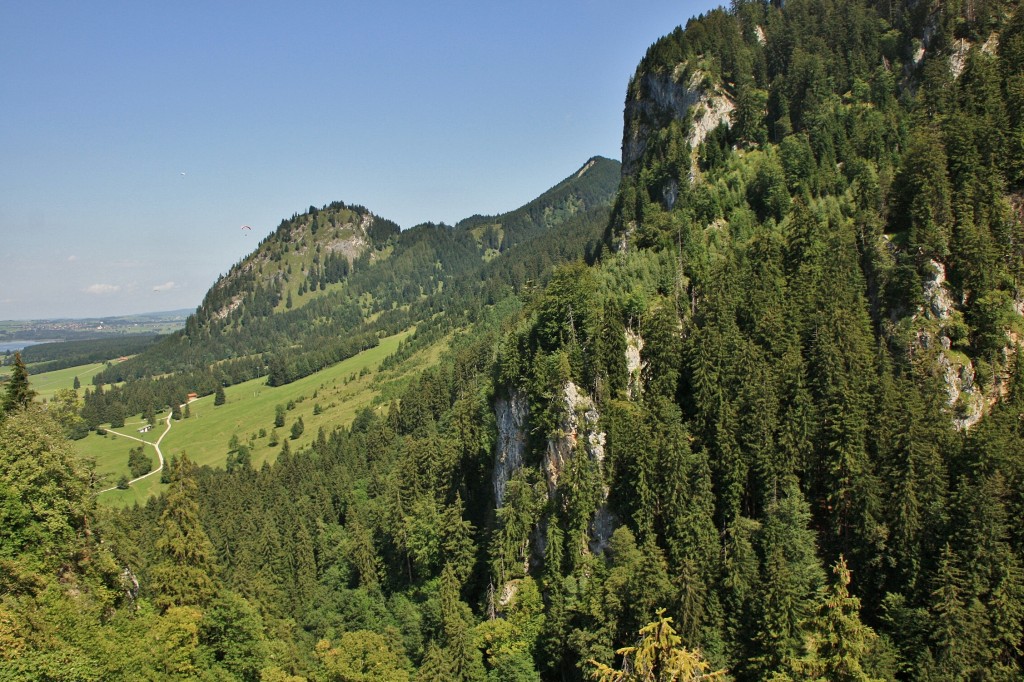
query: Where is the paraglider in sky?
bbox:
[241,225,252,236]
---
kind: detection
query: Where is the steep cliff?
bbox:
[621,66,734,180]
[493,389,529,509]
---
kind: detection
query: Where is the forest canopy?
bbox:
[5,1,1024,680]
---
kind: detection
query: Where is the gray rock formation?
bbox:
[493,389,529,509]
[622,67,733,179]
[626,329,645,400]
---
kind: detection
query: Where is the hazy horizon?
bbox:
[0,308,193,325]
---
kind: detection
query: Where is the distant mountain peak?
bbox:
[576,158,599,178]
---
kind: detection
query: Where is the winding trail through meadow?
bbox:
[95,401,191,494]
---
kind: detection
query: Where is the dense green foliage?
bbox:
[5,1,1024,680]
[457,156,621,254]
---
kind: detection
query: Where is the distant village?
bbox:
[0,309,189,342]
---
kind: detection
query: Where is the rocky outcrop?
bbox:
[493,380,618,574]
[543,382,604,494]
[949,39,971,79]
[119,566,140,601]
[687,74,735,152]
[622,66,734,178]
[323,213,372,262]
[617,223,637,254]
[923,260,956,320]
[626,329,645,400]
[576,158,598,179]
[950,33,1000,79]
[493,389,529,509]
[542,381,615,554]
[211,295,245,321]
[939,352,985,430]
[915,260,985,430]
[498,578,521,609]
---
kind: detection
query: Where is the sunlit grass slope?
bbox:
[83,327,446,507]
[29,362,107,401]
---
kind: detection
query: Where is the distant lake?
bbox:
[0,340,57,353]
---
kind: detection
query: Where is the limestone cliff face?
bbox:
[625,329,646,401]
[922,259,956,320]
[621,66,734,180]
[493,389,529,509]
[324,213,373,262]
[912,260,1000,430]
[492,379,617,561]
[542,382,605,495]
[542,381,615,554]
[614,63,734,253]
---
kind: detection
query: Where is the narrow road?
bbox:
[95,402,184,494]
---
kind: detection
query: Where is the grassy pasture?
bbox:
[158,337,403,471]
[28,362,107,401]
[74,412,168,493]
[95,469,165,508]
[82,327,444,507]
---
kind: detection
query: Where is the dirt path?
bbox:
[96,404,180,494]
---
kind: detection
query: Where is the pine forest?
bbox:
[4,0,1024,679]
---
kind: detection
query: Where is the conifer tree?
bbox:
[0,405,91,571]
[416,643,455,682]
[927,543,977,679]
[588,608,724,681]
[746,486,825,679]
[2,351,35,414]
[199,591,269,681]
[782,556,883,682]
[347,515,381,591]
[107,402,125,429]
[149,454,217,611]
[436,562,486,682]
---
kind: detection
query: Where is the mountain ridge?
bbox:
[81,155,620,422]
[10,2,1024,680]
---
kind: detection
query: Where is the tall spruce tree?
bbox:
[2,352,35,414]
[149,454,217,611]
[782,557,884,682]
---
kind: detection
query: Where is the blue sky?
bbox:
[0,0,720,320]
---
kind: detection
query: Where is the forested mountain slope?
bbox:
[77,157,619,431]
[5,1,1024,681]
[499,0,1024,678]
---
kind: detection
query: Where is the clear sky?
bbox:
[1,0,720,320]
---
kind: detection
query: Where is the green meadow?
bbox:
[74,412,168,491]
[81,328,445,507]
[29,362,107,401]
